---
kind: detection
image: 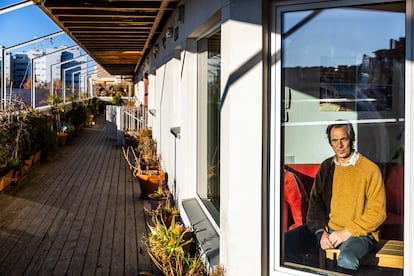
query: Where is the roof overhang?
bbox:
[33,0,178,76]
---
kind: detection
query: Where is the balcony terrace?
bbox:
[0,115,160,275]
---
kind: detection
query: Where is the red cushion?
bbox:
[286,164,320,178]
[385,164,404,214]
[283,170,305,231]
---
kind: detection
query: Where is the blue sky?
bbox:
[1,1,74,51]
[2,1,405,66]
[283,7,405,67]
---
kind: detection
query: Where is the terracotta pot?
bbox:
[57,132,68,146]
[148,194,168,210]
[136,170,164,198]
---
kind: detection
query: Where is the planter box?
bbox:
[34,150,42,163]
[0,170,17,192]
[21,155,34,175]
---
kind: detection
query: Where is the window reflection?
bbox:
[280,2,404,274]
[197,29,221,225]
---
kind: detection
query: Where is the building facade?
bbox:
[132,0,413,275]
[5,46,83,89]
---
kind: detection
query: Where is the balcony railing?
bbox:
[106,105,147,145]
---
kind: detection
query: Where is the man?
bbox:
[310,121,387,270]
[285,121,386,271]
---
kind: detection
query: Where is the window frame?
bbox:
[196,25,221,232]
[268,0,413,274]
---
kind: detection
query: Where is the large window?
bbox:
[271,1,405,274]
[197,29,221,225]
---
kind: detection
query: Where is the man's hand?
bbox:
[328,229,351,248]
[320,231,334,250]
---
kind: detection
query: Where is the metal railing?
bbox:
[105,105,147,145]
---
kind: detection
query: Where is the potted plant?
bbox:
[0,122,17,191]
[144,215,203,275]
[0,98,34,187]
[45,92,68,146]
[69,101,87,136]
[147,195,180,228]
[136,166,165,199]
[112,94,122,106]
[39,118,58,160]
[136,129,157,162]
[144,211,226,276]
[86,98,98,126]
[148,185,170,210]
[122,146,165,198]
[27,109,57,162]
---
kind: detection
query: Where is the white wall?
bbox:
[135,1,414,275]
[220,2,263,276]
[136,0,264,275]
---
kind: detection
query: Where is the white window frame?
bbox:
[269,0,414,274]
[196,24,221,234]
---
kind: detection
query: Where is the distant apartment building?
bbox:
[5,46,85,88]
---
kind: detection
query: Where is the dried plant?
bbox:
[209,264,226,276]
[146,197,180,226]
[122,146,161,176]
[144,215,205,276]
[0,97,33,173]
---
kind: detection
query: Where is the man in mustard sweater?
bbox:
[308,121,387,270]
[285,121,386,271]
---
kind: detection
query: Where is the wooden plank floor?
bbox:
[0,115,158,276]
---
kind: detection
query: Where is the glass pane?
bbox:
[280,2,404,273]
[197,30,221,224]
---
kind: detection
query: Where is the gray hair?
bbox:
[326,120,355,145]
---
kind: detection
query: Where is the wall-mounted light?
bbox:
[174,26,179,41]
[166,27,173,38]
[149,109,157,117]
[170,127,181,139]
[153,44,159,58]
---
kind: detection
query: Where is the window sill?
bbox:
[182,198,219,266]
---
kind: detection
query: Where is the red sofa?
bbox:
[284,163,404,240]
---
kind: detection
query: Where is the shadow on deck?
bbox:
[0,115,159,275]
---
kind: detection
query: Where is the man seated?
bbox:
[284,120,386,272]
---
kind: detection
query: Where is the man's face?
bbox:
[329,126,353,161]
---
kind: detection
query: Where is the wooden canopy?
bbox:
[33,0,179,76]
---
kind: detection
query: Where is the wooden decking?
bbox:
[0,115,157,275]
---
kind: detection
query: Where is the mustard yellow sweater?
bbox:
[328,155,386,241]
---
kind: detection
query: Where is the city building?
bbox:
[4,46,84,89]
